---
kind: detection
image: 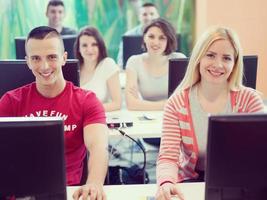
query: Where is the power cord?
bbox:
[116,126,147,183]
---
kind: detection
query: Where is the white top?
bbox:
[126,52,186,101]
[81,57,119,103]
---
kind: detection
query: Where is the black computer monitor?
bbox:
[15,35,77,59]
[0,59,80,97]
[205,114,267,200]
[0,117,66,199]
[123,34,181,68]
[168,55,258,97]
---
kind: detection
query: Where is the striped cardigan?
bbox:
[157,86,264,185]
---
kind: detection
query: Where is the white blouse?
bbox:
[81,57,119,103]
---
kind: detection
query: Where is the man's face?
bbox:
[46,5,65,27]
[26,37,67,88]
[139,6,159,26]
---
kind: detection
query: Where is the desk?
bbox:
[107,104,267,139]
[67,182,205,200]
[107,110,163,138]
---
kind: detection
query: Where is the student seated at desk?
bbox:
[125,18,186,147]
[74,26,122,112]
[0,26,108,200]
[156,26,264,200]
[125,18,186,111]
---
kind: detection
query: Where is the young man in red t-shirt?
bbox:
[0,26,108,200]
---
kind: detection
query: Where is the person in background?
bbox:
[125,18,186,111]
[74,26,121,112]
[46,0,76,35]
[117,2,160,68]
[156,26,264,200]
[0,26,108,200]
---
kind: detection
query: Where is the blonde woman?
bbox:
[156,26,264,200]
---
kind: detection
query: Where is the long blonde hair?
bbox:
[177,26,243,92]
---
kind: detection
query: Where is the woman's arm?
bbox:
[125,68,166,110]
[103,72,122,112]
[156,99,184,200]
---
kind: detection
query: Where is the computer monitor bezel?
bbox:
[0,59,80,97]
[15,35,77,59]
[122,34,181,69]
[205,113,267,200]
[0,117,66,198]
[168,55,258,97]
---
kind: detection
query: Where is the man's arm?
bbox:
[73,123,109,200]
[84,123,109,184]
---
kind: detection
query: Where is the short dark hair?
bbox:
[26,26,64,54]
[46,0,64,12]
[142,2,157,8]
[142,18,177,55]
[74,26,108,66]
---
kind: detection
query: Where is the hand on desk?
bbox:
[72,183,106,200]
[156,183,184,200]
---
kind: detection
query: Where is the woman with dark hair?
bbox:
[125,18,186,111]
[74,26,121,111]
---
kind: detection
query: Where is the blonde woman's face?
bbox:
[199,39,235,86]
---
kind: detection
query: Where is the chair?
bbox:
[168,55,258,97]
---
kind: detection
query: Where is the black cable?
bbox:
[116,128,147,183]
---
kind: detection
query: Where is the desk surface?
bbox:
[107,110,163,138]
[67,182,205,200]
[107,104,267,139]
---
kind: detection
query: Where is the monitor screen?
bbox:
[0,59,80,97]
[205,114,267,200]
[168,55,258,97]
[15,35,77,59]
[123,34,181,69]
[0,117,66,199]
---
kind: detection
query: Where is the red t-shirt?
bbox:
[0,81,106,185]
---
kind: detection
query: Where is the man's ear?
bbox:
[61,52,68,67]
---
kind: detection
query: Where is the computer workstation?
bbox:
[168,55,258,96]
[0,59,80,97]
[0,117,66,199]
[205,113,267,200]
[15,35,77,59]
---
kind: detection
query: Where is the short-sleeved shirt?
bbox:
[0,81,106,185]
[80,57,119,103]
[126,52,186,101]
[60,27,77,35]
